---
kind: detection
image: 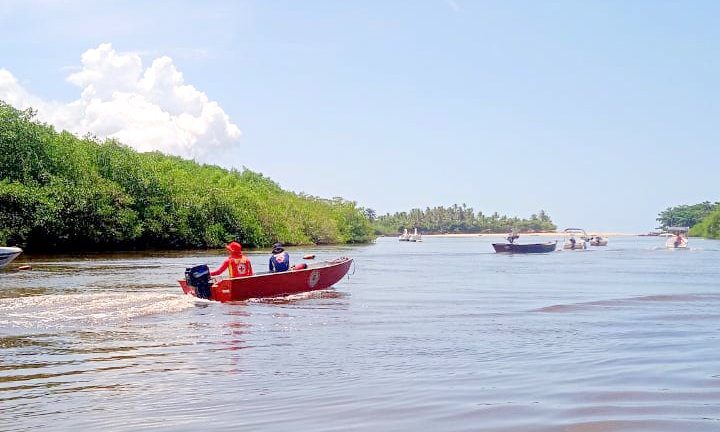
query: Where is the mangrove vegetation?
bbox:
[655,201,720,239]
[656,202,719,231]
[373,205,556,235]
[0,101,374,251]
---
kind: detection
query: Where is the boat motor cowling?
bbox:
[185,264,212,299]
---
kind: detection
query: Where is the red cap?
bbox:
[226,241,242,256]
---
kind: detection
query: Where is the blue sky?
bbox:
[1,0,718,232]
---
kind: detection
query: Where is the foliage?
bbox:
[689,207,720,239]
[656,202,720,231]
[373,204,556,234]
[0,101,374,251]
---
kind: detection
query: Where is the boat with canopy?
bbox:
[562,228,588,250]
[665,227,689,249]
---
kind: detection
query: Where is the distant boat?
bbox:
[562,228,588,250]
[409,228,422,242]
[492,242,557,254]
[665,227,689,249]
[0,246,23,269]
[398,228,411,241]
[589,235,608,246]
[492,232,557,254]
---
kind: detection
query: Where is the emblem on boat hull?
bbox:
[308,270,320,288]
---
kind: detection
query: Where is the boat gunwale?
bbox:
[177,256,353,284]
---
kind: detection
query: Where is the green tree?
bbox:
[0,100,374,251]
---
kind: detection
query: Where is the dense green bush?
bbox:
[689,208,720,239]
[0,101,373,251]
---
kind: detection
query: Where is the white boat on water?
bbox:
[0,246,23,269]
[665,227,689,249]
[562,228,588,250]
[409,228,422,242]
[589,234,608,246]
[398,228,411,241]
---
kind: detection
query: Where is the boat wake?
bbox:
[533,293,720,313]
[252,289,349,305]
[0,292,196,331]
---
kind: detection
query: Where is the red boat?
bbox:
[179,257,353,302]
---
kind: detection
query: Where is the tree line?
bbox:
[656,201,720,239]
[372,204,556,234]
[656,202,719,231]
[0,101,374,252]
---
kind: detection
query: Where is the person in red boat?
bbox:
[211,241,253,278]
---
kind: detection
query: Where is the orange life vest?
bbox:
[227,256,253,277]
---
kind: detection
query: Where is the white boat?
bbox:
[562,228,588,250]
[0,246,23,269]
[398,228,411,241]
[409,228,422,242]
[589,235,608,246]
[665,227,689,249]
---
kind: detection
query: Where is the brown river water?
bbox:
[1,236,719,431]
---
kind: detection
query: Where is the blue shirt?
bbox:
[269,251,290,272]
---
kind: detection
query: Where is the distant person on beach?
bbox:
[269,242,290,272]
[210,241,253,278]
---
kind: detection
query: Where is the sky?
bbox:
[1,0,718,232]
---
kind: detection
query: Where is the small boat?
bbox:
[589,235,608,246]
[0,246,23,269]
[492,242,557,253]
[492,232,557,254]
[562,228,588,250]
[665,227,689,249]
[409,228,422,242]
[398,228,411,241]
[180,257,353,302]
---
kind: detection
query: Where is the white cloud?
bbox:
[0,43,240,159]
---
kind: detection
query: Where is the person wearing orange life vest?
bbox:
[210,241,253,278]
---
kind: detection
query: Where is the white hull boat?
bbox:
[665,227,689,249]
[0,246,23,268]
[409,228,422,242]
[589,236,608,246]
[562,228,588,250]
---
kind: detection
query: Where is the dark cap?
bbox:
[272,242,284,254]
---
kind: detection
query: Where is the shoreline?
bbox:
[397,232,637,238]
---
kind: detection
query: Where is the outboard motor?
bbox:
[185,264,212,299]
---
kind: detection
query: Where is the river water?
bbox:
[1,236,719,431]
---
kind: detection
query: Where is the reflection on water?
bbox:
[1,238,720,431]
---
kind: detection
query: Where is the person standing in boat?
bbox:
[211,241,253,278]
[269,242,290,272]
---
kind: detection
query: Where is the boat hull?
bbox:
[0,247,22,269]
[179,257,353,302]
[562,241,587,250]
[666,238,688,249]
[492,242,557,254]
